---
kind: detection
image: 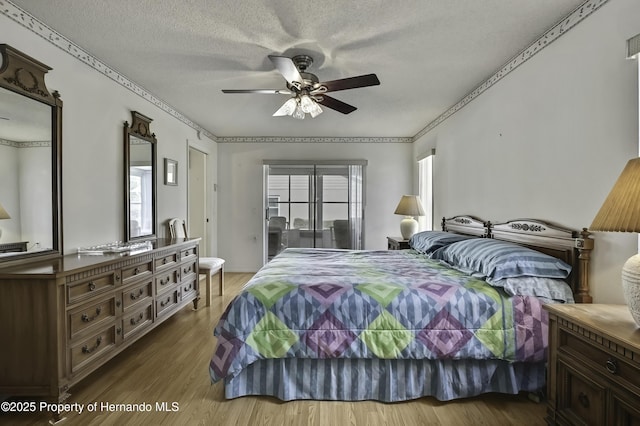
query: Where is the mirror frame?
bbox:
[0,44,63,266]
[124,111,157,242]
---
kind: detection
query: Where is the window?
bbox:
[418,149,435,231]
[263,160,366,262]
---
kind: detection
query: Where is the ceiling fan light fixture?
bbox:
[273,97,297,116]
[292,104,305,120]
[309,103,323,118]
[299,94,315,114]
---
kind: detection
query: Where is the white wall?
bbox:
[218,142,413,271]
[414,0,640,304]
[0,16,218,255]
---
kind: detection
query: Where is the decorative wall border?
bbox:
[216,136,413,144]
[0,138,50,147]
[1,0,608,144]
[413,0,609,141]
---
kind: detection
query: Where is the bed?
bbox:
[209,216,594,402]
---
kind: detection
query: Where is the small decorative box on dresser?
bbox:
[0,238,199,412]
[544,304,640,426]
[387,236,410,250]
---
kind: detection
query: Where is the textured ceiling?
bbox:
[8,0,589,139]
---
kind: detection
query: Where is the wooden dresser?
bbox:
[545,304,640,425]
[0,238,199,405]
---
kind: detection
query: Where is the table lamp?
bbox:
[394,195,425,239]
[590,157,640,326]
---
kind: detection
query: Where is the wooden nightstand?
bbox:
[544,304,640,425]
[387,236,410,250]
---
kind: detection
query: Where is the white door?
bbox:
[188,147,207,255]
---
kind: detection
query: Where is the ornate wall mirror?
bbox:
[124,111,157,241]
[0,44,62,265]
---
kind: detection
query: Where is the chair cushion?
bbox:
[199,257,225,272]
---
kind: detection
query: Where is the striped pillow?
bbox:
[408,231,475,254]
[431,238,571,281]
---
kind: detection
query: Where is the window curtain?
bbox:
[348,164,364,249]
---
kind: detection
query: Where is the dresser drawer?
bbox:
[155,251,179,271]
[121,260,153,286]
[180,260,198,281]
[68,296,117,340]
[67,271,118,305]
[121,279,153,311]
[556,357,606,426]
[560,331,640,391]
[70,326,117,374]
[156,290,179,316]
[122,303,153,338]
[155,268,180,294]
[180,245,198,261]
[180,278,197,301]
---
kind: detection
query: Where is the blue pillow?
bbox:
[488,277,575,303]
[408,231,475,254]
[430,238,571,281]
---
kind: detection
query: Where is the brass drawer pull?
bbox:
[82,336,102,354]
[130,313,144,325]
[81,307,102,322]
[88,281,96,291]
[605,358,618,374]
[578,392,590,408]
[130,288,145,300]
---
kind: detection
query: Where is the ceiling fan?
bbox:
[222,55,380,119]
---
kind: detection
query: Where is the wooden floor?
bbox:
[2,272,547,426]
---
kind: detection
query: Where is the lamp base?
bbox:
[621,253,640,327]
[400,217,418,240]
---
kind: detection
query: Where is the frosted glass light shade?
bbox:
[292,104,305,120]
[299,95,315,113]
[273,98,297,116]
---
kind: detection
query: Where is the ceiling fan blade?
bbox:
[316,95,357,114]
[268,55,303,86]
[222,89,292,95]
[320,74,380,93]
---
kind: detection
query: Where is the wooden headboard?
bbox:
[441,215,488,237]
[442,216,594,303]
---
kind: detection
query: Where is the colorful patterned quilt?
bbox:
[210,248,548,382]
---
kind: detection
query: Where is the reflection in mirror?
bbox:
[124,111,157,241]
[0,44,62,264]
[129,136,153,237]
[0,88,52,249]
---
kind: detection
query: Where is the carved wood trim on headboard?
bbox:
[441,215,488,237]
[489,219,593,303]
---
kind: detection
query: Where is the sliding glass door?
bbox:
[264,161,366,262]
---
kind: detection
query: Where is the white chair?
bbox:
[168,218,225,307]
